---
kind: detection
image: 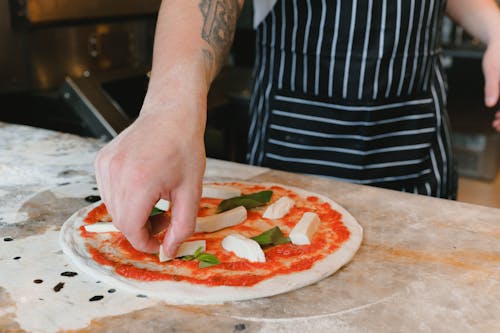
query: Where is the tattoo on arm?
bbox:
[199,0,241,75]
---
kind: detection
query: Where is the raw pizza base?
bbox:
[59,182,363,304]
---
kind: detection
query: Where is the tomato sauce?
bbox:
[81,183,351,287]
[87,246,114,266]
[84,203,108,223]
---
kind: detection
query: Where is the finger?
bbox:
[113,190,160,253]
[483,63,500,107]
[128,223,160,253]
[94,149,116,225]
[117,215,159,253]
[493,111,500,131]
[162,184,200,258]
[150,214,171,235]
[93,150,109,205]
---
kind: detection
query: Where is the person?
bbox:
[94,0,500,258]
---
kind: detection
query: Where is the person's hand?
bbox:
[482,39,500,131]
[94,105,206,258]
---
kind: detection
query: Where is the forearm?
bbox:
[446,0,500,45]
[144,0,244,115]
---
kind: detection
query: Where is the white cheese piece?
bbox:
[195,206,247,233]
[289,212,320,245]
[222,234,266,263]
[262,196,295,219]
[84,222,119,233]
[158,240,206,262]
[202,185,241,199]
[158,245,170,262]
[155,199,170,211]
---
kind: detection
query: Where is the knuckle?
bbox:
[108,153,126,173]
[127,167,148,188]
[94,147,115,174]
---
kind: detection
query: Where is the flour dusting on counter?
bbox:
[0,124,102,225]
[0,164,48,187]
[0,229,158,332]
[1,122,500,332]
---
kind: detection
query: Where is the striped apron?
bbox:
[247,0,457,199]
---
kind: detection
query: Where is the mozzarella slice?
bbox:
[202,185,241,199]
[289,212,320,245]
[155,199,170,211]
[262,196,295,219]
[222,234,266,263]
[84,222,119,233]
[158,240,206,262]
[195,206,247,233]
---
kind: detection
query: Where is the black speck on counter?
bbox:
[234,323,246,331]
[53,282,65,292]
[89,295,104,302]
[57,182,71,186]
[61,271,78,277]
[3,237,13,242]
[34,279,43,284]
[13,256,21,260]
[107,289,116,293]
[136,294,148,298]
[92,187,98,190]
[85,195,101,203]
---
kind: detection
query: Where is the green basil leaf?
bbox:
[216,190,273,213]
[150,207,165,217]
[198,260,219,268]
[197,253,220,264]
[182,248,220,268]
[251,226,290,247]
[194,246,203,257]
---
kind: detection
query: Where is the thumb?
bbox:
[483,56,500,107]
[162,184,200,258]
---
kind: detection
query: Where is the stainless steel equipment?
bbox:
[10,0,161,24]
[1,0,161,93]
[0,0,254,163]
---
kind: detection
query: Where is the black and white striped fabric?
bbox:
[247,0,457,199]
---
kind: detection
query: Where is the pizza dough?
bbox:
[59,182,363,304]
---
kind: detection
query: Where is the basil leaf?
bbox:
[150,207,165,217]
[181,248,220,268]
[216,190,273,213]
[197,253,220,265]
[194,246,203,257]
[199,260,219,268]
[251,226,290,247]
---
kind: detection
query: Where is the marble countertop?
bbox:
[0,122,499,333]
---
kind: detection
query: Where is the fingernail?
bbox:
[485,96,496,106]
